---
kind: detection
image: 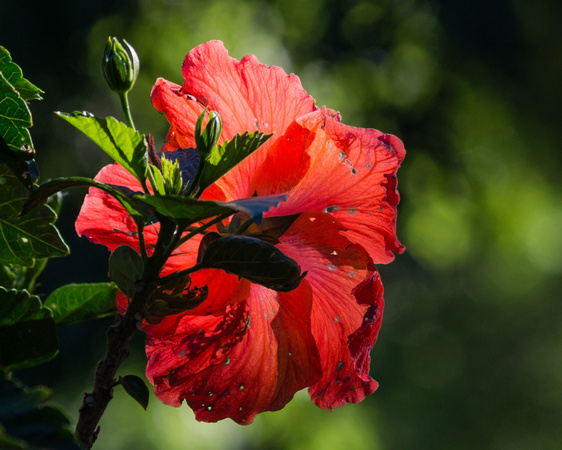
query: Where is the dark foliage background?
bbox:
[3,0,561,448]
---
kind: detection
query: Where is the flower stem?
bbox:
[119,91,136,131]
[74,279,157,449]
[176,212,232,247]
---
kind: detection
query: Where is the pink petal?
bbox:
[145,281,321,424]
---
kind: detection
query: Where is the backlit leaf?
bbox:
[133,193,286,226]
[44,282,119,326]
[21,176,148,223]
[0,47,41,156]
[197,131,271,193]
[56,111,148,182]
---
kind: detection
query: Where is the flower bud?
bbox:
[102,37,139,94]
[195,110,222,155]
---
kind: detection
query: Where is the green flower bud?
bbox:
[102,37,139,94]
[195,110,222,155]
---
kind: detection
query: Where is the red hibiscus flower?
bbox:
[76,40,405,424]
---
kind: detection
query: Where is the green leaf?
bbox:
[0,165,68,266]
[0,287,58,370]
[0,47,41,157]
[0,375,79,449]
[21,175,149,223]
[56,111,148,182]
[118,375,149,410]
[199,235,304,292]
[0,47,43,101]
[109,246,144,298]
[0,259,48,293]
[44,282,119,327]
[133,193,286,226]
[197,131,272,193]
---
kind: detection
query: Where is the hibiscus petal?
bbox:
[151,40,317,199]
[276,211,380,409]
[75,163,157,252]
[145,281,321,424]
[259,109,405,263]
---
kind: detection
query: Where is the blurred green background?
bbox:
[3,0,562,448]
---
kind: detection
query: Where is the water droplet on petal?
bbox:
[330,250,338,256]
[326,140,332,148]
[327,264,337,271]
[335,316,341,323]
[348,271,357,278]
[364,162,373,169]
[324,205,342,213]
[207,406,213,411]
[224,357,231,366]
[178,349,186,358]
[238,384,245,391]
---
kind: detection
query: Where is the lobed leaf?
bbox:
[0,47,43,101]
[0,287,58,370]
[56,111,148,183]
[0,165,68,266]
[44,282,119,327]
[0,47,41,157]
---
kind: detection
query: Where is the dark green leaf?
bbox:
[0,287,58,370]
[56,111,148,182]
[197,131,272,193]
[118,375,149,410]
[0,259,48,293]
[0,135,37,193]
[21,176,148,223]
[44,282,119,326]
[0,47,43,101]
[199,235,304,292]
[109,246,143,298]
[0,375,79,449]
[133,193,286,226]
[0,165,68,266]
